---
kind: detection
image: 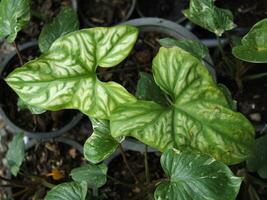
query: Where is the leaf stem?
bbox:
[119,144,140,183]
[13,41,24,66]
[243,72,267,81]
[144,145,150,184]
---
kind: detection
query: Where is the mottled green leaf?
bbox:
[0,0,30,43]
[247,134,267,178]
[159,38,208,60]
[183,0,235,36]
[232,18,267,63]
[218,84,237,111]
[70,163,107,188]
[38,7,79,53]
[110,47,255,165]
[6,133,25,176]
[154,149,242,200]
[17,98,46,114]
[84,118,119,163]
[5,25,138,119]
[136,72,167,106]
[44,181,87,200]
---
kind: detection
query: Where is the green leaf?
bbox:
[6,133,25,176]
[232,18,267,63]
[5,25,138,119]
[136,72,168,106]
[154,149,242,200]
[17,98,46,114]
[44,181,87,200]
[183,0,235,36]
[0,0,30,43]
[159,38,208,60]
[84,118,119,163]
[70,163,107,188]
[247,134,267,178]
[38,7,79,53]
[217,84,237,111]
[110,47,255,165]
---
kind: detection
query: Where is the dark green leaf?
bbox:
[44,181,87,200]
[5,25,138,119]
[84,118,119,163]
[247,134,267,178]
[136,72,167,106]
[6,133,25,176]
[159,38,208,60]
[17,98,46,114]
[70,163,107,188]
[218,84,237,111]
[183,0,235,36]
[38,7,79,53]
[232,18,267,63]
[154,149,242,200]
[0,0,30,43]
[110,47,255,165]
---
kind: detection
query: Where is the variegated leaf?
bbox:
[5,26,138,119]
[110,47,255,165]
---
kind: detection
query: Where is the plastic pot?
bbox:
[78,0,136,27]
[0,41,83,140]
[136,0,188,24]
[122,17,216,80]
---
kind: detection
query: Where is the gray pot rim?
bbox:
[121,17,216,80]
[78,0,136,27]
[0,41,83,140]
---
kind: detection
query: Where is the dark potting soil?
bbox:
[100,150,164,200]
[98,31,167,94]
[18,0,74,43]
[79,0,132,26]
[137,0,188,22]
[12,141,85,200]
[216,0,267,27]
[0,45,79,133]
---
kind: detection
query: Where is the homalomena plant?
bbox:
[5,25,255,199]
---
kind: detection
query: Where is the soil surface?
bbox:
[80,0,133,26]
[100,150,164,200]
[137,0,188,22]
[11,140,85,200]
[0,45,79,133]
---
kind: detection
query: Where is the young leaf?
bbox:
[183,0,235,36]
[84,118,119,164]
[17,98,46,114]
[154,149,242,200]
[159,38,208,60]
[0,0,30,43]
[110,47,255,165]
[6,133,25,176]
[232,18,267,63]
[38,7,79,53]
[247,134,267,178]
[70,163,107,188]
[136,72,167,106]
[44,181,87,200]
[5,25,138,119]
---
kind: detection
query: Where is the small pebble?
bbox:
[249,113,261,122]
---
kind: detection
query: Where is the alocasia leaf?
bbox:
[6,133,25,176]
[110,47,255,165]
[159,38,208,60]
[183,0,235,36]
[44,181,87,200]
[17,98,46,114]
[5,25,138,119]
[38,7,79,53]
[84,118,119,164]
[247,134,267,179]
[136,72,168,106]
[0,0,30,43]
[70,163,107,188]
[154,149,242,200]
[232,18,267,63]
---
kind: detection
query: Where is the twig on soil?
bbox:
[13,41,24,66]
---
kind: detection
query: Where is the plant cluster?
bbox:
[1,0,267,199]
